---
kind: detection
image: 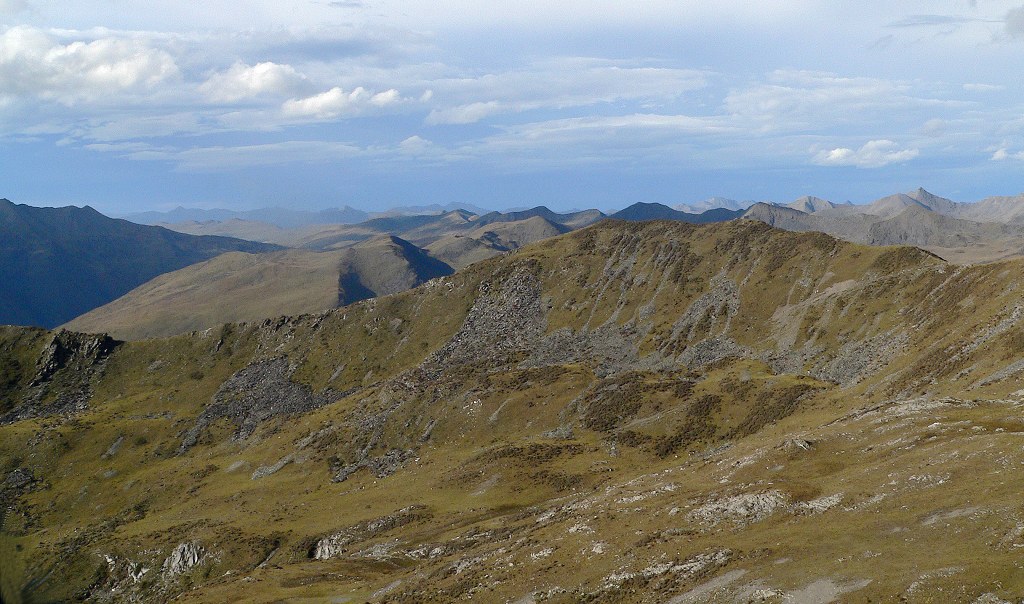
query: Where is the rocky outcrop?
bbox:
[162,542,205,577]
[1,329,120,424]
[313,505,429,560]
[179,358,338,451]
[426,261,545,370]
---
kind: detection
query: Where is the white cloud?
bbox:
[724,70,961,133]
[991,147,1024,161]
[281,86,403,119]
[426,101,502,125]
[1007,5,1024,38]
[812,140,919,168]
[127,140,363,170]
[199,62,309,103]
[397,135,435,155]
[0,26,180,105]
[963,83,1005,92]
[423,59,709,125]
[0,0,28,15]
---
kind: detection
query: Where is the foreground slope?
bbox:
[5,220,1024,602]
[0,199,279,328]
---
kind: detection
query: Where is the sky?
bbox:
[1,1,1023,214]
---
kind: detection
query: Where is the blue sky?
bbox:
[1,1,1023,214]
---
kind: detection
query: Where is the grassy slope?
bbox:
[4,220,1024,602]
[64,250,347,340]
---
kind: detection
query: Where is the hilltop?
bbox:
[5,219,1024,601]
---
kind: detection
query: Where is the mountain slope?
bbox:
[675,196,754,214]
[63,235,454,340]
[10,220,1024,600]
[786,195,836,213]
[0,199,280,328]
[63,249,347,340]
[337,234,454,305]
[743,201,1024,263]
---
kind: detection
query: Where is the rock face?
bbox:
[1,329,120,424]
[426,261,545,370]
[162,542,205,577]
[179,357,338,451]
[313,506,428,560]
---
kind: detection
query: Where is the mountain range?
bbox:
[6,219,1024,601]
[10,190,1024,343]
[0,199,280,329]
[64,204,745,340]
[744,188,1024,263]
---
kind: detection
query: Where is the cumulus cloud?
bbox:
[199,62,309,103]
[812,140,919,168]
[281,86,402,119]
[0,26,179,105]
[991,148,1024,161]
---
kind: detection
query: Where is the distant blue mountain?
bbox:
[124,205,371,228]
[610,202,744,223]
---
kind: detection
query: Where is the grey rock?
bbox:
[162,542,204,577]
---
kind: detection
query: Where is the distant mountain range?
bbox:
[10,189,1024,339]
[124,202,497,228]
[0,199,279,328]
[743,188,1024,263]
[124,205,372,227]
[673,196,756,214]
[611,202,746,223]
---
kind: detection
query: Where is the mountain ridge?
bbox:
[9,219,1024,600]
[0,199,281,328]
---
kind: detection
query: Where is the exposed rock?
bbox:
[313,505,428,560]
[688,491,789,526]
[251,454,295,480]
[1,329,120,424]
[677,336,750,369]
[792,493,843,515]
[2,467,38,496]
[810,330,907,386]
[179,358,338,451]
[332,448,413,483]
[426,261,545,370]
[101,435,125,459]
[162,542,204,577]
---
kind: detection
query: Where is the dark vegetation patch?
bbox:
[652,394,722,458]
[728,384,821,439]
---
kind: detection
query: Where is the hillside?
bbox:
[64,236,453,340]
[337,235,454,306]
[63,249,348,340]
[6,220,1024,601]
[0,199,279,328]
